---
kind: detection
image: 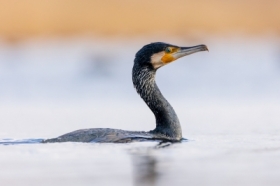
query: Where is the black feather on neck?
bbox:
[132,63,182,140]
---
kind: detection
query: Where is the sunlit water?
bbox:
[0,36,280,186]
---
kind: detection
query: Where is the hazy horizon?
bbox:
[0,0,280,40]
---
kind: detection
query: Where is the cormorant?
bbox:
[42,42,208,143]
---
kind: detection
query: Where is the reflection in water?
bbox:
[130,142,172,186]
[132,153,157,186]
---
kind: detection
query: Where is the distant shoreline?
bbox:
[0,0,279,39]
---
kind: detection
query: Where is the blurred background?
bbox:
[0,0,280,139]
[1,1,280,186]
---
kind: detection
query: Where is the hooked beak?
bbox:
[173,45,208,59]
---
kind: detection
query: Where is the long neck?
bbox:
[132,64,182,140]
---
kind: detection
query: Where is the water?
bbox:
[0,139,43,145]
[0,35,280,185]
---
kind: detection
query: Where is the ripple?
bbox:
[0,138,43,145]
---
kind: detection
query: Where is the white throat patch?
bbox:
[151,51,165,69]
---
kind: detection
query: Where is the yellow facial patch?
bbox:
[161,47,179,64]
[161,54,175,63]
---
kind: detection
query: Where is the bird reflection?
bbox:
[132,154,157,186]
[130,142,173,186]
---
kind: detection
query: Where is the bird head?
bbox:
[134,42,208,69]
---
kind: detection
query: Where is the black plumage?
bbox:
[42,42,207,143]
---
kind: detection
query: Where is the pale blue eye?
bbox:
[165,47,171,53]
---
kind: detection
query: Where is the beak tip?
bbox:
[202,45,209,52]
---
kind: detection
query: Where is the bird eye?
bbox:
[165,47,171,53]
